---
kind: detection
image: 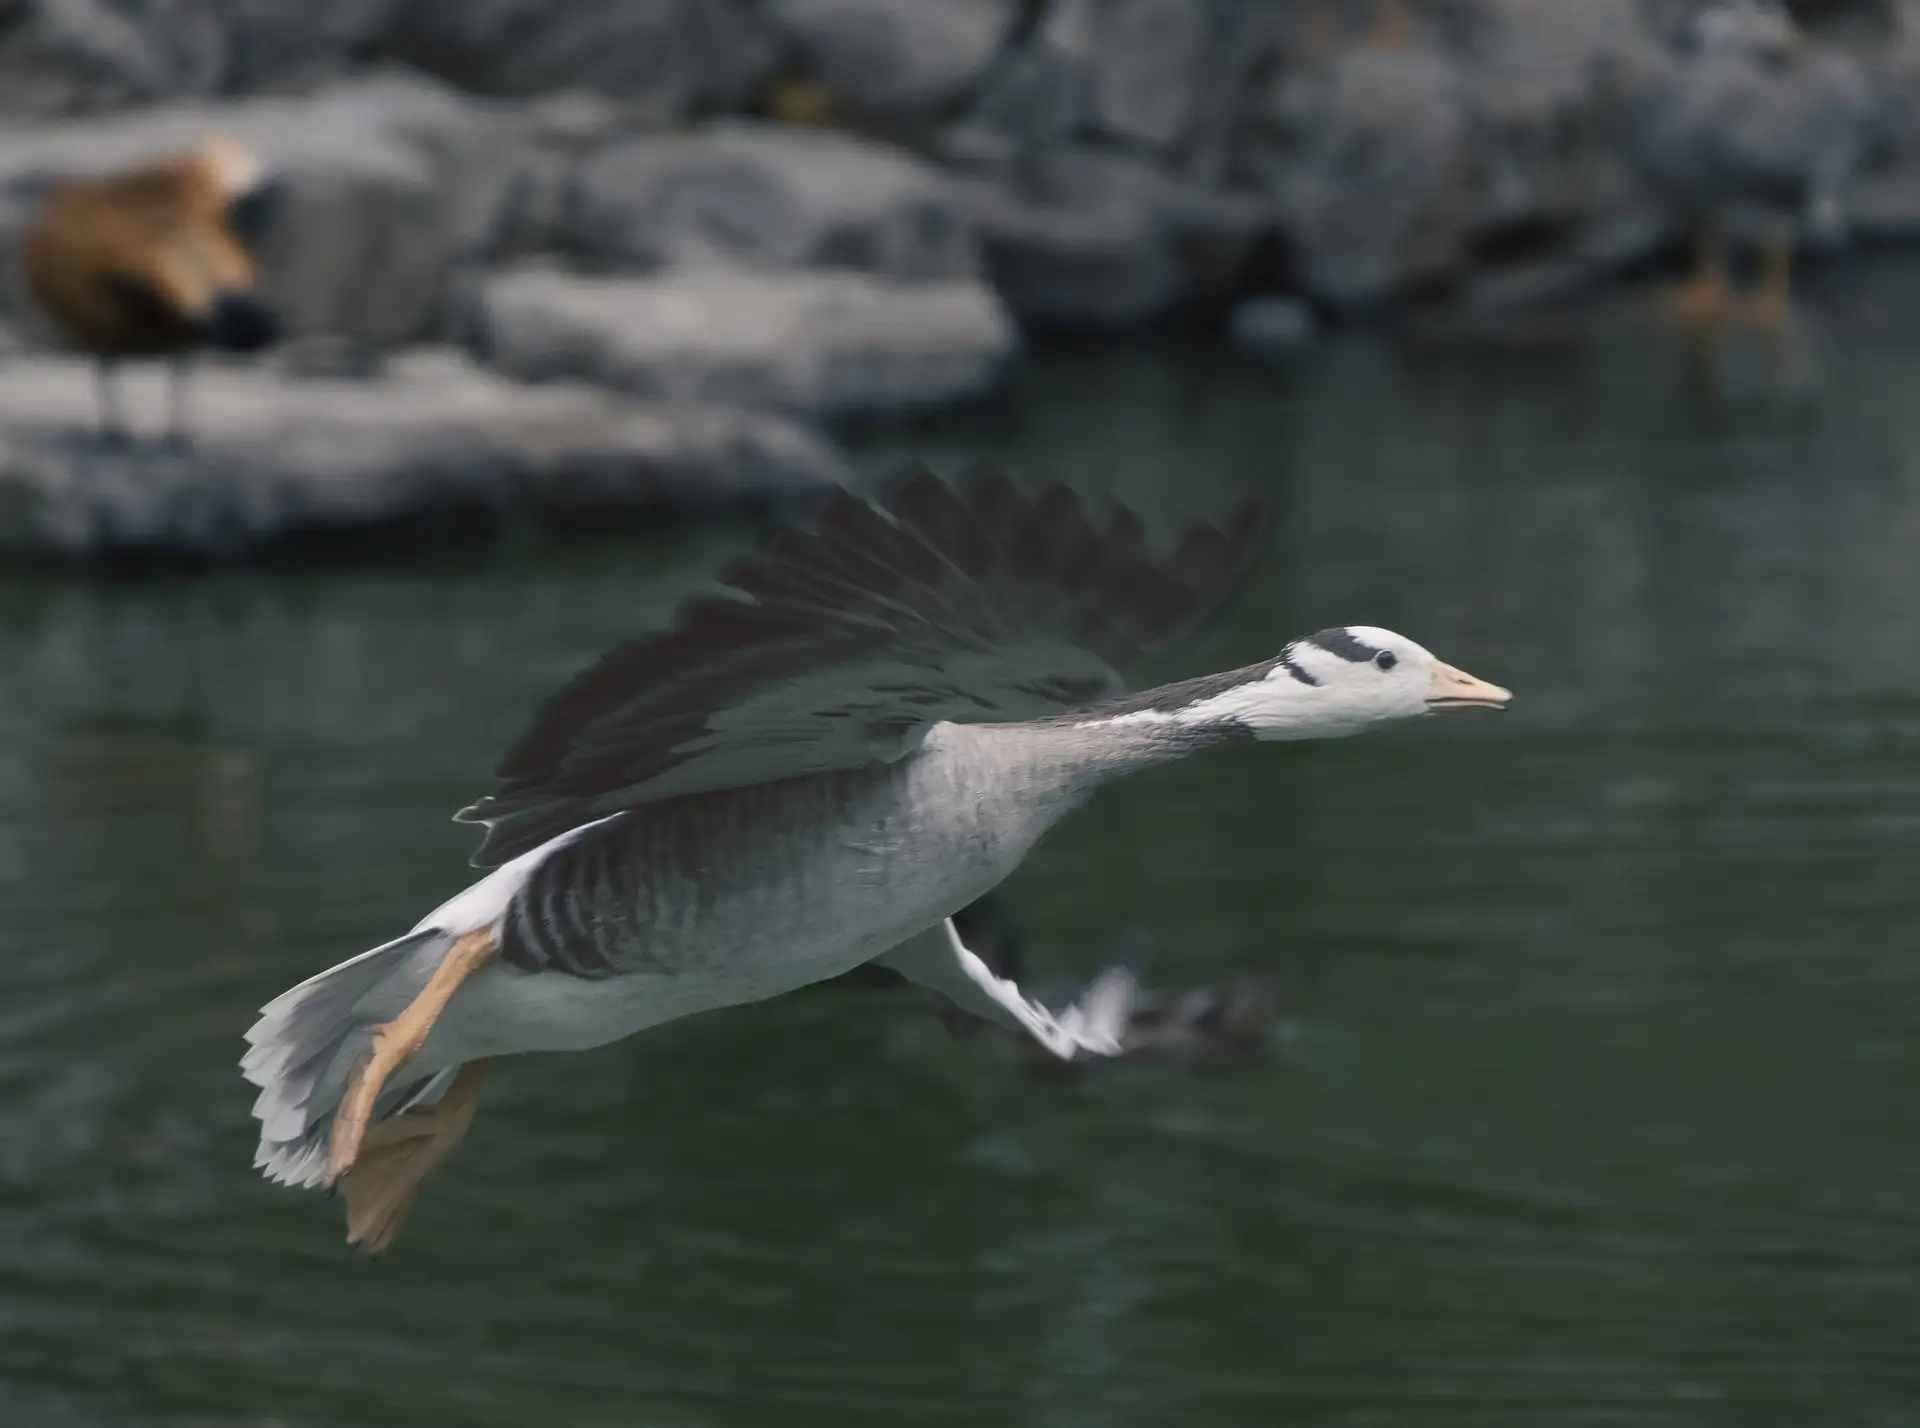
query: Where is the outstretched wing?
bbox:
[457,467,1267,867]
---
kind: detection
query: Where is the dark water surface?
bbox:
[4,279,1920,1426]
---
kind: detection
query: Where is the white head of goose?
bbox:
[242,469,1511,1252]
[1080,623,1506,745]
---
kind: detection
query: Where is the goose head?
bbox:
[1254,625,1510,739]
[1304,623,1506,718]
[1121,625,1509,742]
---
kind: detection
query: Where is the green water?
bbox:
[4,281,1920,1425]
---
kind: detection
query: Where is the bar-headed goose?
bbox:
[1607,1,1870,330]
[242,469,1511,1250]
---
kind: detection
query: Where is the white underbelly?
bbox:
[424,915,925,1063]
[410,724,1089,1068]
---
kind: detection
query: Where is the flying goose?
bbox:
[242,469,1511,1251]
[21,135,280,446]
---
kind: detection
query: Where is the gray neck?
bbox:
[977,705,1249,807]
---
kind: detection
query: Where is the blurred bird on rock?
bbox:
[1609,0,1872,331]
[21,135,281,447]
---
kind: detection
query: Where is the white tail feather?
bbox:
[241,928,451,1188]
[241,815,619,1189]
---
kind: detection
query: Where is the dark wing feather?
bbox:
[458,467,1270,867]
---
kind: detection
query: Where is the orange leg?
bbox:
[342,1060,491,1254]
[1367,0,1414,49]
[1666,225,1732,330]
[1736,232,1794,331]
[328,927,497,1186]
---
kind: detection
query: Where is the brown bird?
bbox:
[21,135,280,448]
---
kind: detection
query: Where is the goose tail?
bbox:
[240,929,453,1190]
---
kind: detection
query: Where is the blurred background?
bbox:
[4,1,1920,1424]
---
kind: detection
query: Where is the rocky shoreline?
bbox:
[1,1,1916,554]
[0,351,845,557]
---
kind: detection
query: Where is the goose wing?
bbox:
[457,467,1267,867]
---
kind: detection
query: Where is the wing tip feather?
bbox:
[453,464,1272,865]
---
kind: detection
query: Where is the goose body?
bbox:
[243,470,1511,1249]
[418,721,1098,1064]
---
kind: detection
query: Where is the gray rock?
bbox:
[568,121,979,279]
[0,348,848,558]
[1455,0,1649,240]
[474,265,1018,418]
[955,147,1266,327]
[379,0,775,117]
[764,0,1019,117]
[0,0,395,116]
[1226,296,1315,357]
[961,184,1182,327]
[1072,0,1219,152]
[0,0,193,115]
[965,32,1089,151]
[1613,5,1874,248]
[1847,160,1920,240]
[0,72,515,348]
[0,1,778,120]
[963,0,1225,155]
[1241,44,1476,308]
[1454,254,1606,314]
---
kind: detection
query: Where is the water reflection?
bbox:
[4,268,1920,1424]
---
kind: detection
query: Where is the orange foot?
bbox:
[342,1060,491,1254]
[1665,271,1732,330]
[328,927,498,1185]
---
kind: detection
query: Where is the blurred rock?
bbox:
[1242,42,1476,308]
[964,27,1088,151]
[1068,0,1219,152]
[0,349,848,558]
[0,0,395,116]
[961,0,1228,155]
[1847,160,1920,239]
[474,264,1018,418]
[1456,0,1651,255]
[568,121,978,279]
[956,147,1265,327]
[0,72,513,347]
[1611,4,1873,252]
[380,0,775,118]
[0,1,778,121]
[1456,254,1606,313]
[764,0,1019,118]
[1227,295,1315,357]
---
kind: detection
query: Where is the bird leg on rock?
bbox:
[1737,231,1795,331]
[94,358,129,446]
[1666,224,1732,329]
[328,927,498,1186]
[164,355,193,451]
[342,1059,490,1254]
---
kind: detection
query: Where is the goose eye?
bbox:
[1374,650,1397,671]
